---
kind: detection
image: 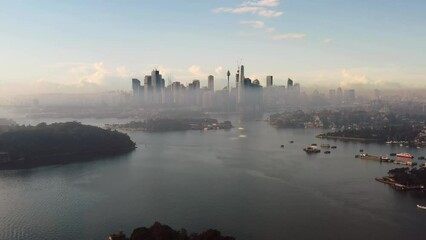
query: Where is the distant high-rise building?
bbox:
[344,89,356,104]
[208,75,214,92]
[336,87,343,104]
[240,65,245,88]
[266,76,273,87]
[151,69,163,92]
[132,78,141,96]
[235,69,239,87]
[287,78,293,89]
[192,80,200,89]
[144,75,152,104]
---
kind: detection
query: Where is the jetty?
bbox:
[375,177,425,191]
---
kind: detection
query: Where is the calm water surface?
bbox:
[0,117,426,240]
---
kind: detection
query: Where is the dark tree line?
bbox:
[0,122,135,162]
[388,167,426,185]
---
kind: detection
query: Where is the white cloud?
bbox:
[240,20,265,29]
[116,66,131,78]
[257,9,283,17]
[213,0,282,18]
[242,0,280,7]
[213,7,260,14]
[215,66,224,75]
[271,33,305,40]
[79,62,107,85]
[188,65,204,76]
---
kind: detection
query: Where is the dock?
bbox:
[375,177,425,191]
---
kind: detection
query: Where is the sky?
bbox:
[1,0,426,96]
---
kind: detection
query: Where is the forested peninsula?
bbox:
[0,122,135,169]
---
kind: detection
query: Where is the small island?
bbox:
[108,222,235,240]
[0,122,136,169]
[106,118,233,132]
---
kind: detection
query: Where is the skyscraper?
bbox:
[208,75,214,92]
[287,78,293,89]
[132,78,141,96]
[240,65,245,88]
[192,80,200,89]
[151,69,163,92]
[266,76,273,87]
[144,75,152,104]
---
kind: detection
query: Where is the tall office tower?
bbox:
[240,65,245,88]
[344,89,356,104]
[287,78,294,89]
[192,80,200,89]
[171,81,181,104]
[336,87,343,105]
[144,75,152,104]
[208,75,214,92]
[227,70,231,112]
[132,78,141,96]
[235,69,239,87]
[227,70,230,92]
[266,76,273,87]
[151,69,163,92]
[236,67,241,104]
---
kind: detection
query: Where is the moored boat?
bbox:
[417,204,426,210]
[396,153,414,159]
[303,146,320,153]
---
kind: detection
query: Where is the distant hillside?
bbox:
[0,122,135,169]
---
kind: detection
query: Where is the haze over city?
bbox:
[1,2,426,240]
[1,0,426,99]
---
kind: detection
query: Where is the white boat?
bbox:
[417,204,426,210]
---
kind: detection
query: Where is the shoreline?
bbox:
[375,177,425,191]
[316,134,381,142]
[0,146,136,170]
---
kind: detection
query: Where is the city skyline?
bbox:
[1,0,426,97]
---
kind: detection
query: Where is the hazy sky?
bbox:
[1,0,426,96]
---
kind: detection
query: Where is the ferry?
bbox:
[417,205,426,210]
[396,153,414,159]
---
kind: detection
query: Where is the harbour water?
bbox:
[0,117,426,240]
